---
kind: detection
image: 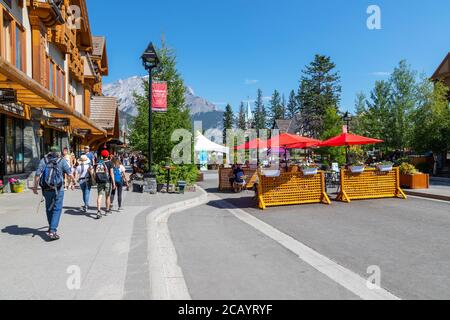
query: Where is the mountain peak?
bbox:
[103,75,224,130]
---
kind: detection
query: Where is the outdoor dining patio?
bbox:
[220,131,407,209]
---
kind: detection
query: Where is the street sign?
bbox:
[0,89,17,104]
[48,118,70,127]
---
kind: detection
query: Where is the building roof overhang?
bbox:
[431,52,450,81]
[0,57,106,136]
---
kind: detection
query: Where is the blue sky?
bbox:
[87,0,450,113]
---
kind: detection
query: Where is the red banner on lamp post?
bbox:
[152,82,167,112]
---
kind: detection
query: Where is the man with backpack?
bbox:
[33,146,75,241]
[95,150,115,220]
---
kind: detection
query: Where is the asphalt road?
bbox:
[169,172,450,300]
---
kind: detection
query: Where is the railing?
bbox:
[337,167,407,203]
[257,171,330,210]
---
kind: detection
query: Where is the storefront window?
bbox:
[6,118,14,174]
[15,120,23,173]
[5,117,24,175]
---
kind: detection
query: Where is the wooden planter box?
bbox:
[400,173,429,189]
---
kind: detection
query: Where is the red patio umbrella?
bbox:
[266,134,322,171]
[266,133,321,148]
[319,133,383,147]
[320,132,384,164]
[235,138,266,150]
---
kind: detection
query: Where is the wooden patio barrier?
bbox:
[337,167,407,203]
[218,167,258,191]
[257,171,331,210]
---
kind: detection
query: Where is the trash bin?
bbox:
[143,174,157,195]
[177,181,186,194]
[132,182,143,193]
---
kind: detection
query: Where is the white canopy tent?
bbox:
[194,132,229,154]
[195,132,229,171]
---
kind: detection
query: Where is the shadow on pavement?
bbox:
[1,225,50,241]
[63,207,99,220]
[207,195,257,211]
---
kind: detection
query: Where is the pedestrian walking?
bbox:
[63,147,72,191]
[110,157,128,211]
[95,150,115,220]
[33,146,75,241]
[82,146,96,166]
[76,155,94,213]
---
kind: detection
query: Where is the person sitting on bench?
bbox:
[233,165,246,193]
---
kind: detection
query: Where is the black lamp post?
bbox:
[141,42,160,178]
[342,112,353,132]
[342,111,353,164]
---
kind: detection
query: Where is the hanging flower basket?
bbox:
[349,165,366,174]
[376,162,394,172]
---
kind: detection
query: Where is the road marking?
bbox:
[209,194,401,300]
[147,188,209,300]
[409,195,450,204]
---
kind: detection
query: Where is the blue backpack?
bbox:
[113,167,122,184]
[39,156,64,191]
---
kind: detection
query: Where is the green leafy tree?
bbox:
[269,89,284,125]
[317,106,346,165]
[130,45,191,164]
[297,54,341,138]
[413,80,450,174]
[286,90,299,119]
[236,102,247,130]
[223,104,234,143]
[254,89,267,130]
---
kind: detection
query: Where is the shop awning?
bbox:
[0,57,106,136]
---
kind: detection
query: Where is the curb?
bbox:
[405,190,450,202]
[147,186,209,300]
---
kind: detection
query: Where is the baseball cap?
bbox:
[101,150,110,158]
[50,146,60,153]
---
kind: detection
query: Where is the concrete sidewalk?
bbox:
[404,179,450,201]
[0,187,201,300]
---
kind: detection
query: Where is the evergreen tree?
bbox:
[286,90,299,119]
[269,89,284,125]
[130,44,191,164]
[223,104,234,143]
[389,60,417,150]
[297,54,341,138]
[253,89,267,130]
[236,102,247,130]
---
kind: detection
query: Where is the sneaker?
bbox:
[48,232,60,241]
[118,207,123,212]
[96,211,102,220]
[82,206,87,213]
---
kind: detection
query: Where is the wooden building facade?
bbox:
[0,0,118,182]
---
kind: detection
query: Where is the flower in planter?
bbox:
[399,163,418,175]
[0,180,4,188]
[8,178,23,185]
